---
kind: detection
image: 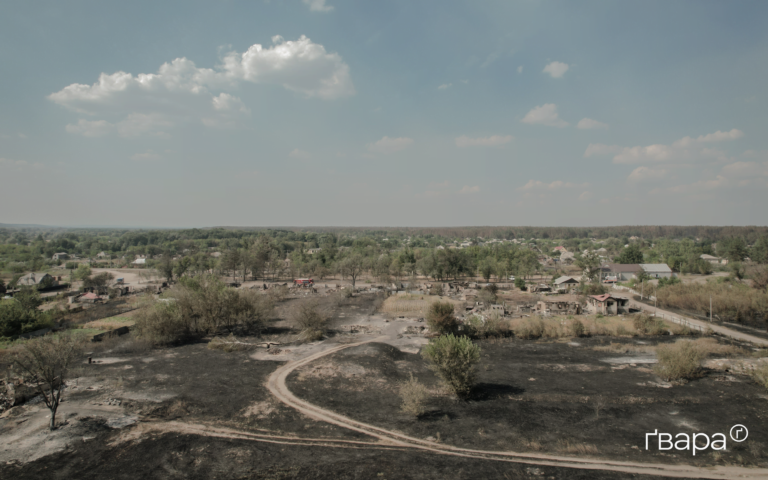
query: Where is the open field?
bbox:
[2,287,768,480]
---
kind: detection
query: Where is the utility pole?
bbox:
[710,295,712,322]
[654,285,657,315]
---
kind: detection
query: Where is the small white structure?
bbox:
[640,264,673,278]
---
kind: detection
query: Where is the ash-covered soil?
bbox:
[0,429,676,480]
[287,338,768,468]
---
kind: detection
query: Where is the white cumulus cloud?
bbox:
[627,166,668,182]
[578,191,593,201]
[438,83,452,90]
[455,135,513,147]
[50,36,353,137]
[520,180,588,191]
[459,185,480,194]
[577,118,608,130]
[303,0,334,12]
[65,119,114,137]
[543,61,569,78]
[521,104,568,127]
[131,150,163,162]
[367,136,414,154]
[672,129,744,148]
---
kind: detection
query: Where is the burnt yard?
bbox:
[3,289,768,480]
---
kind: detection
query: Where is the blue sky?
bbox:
[1,1,767,227]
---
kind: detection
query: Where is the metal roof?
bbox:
[640,263,672,273]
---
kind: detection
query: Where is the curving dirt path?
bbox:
[266,338,768,480]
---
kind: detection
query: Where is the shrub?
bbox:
[134,274,274,345]
[290,300,330,342]
[514,277,526,290]
[750,364,768,391]
[208,334,250,352]
[422,334,481,398]
[571,319,585,337]
[633,314,667,336]
[654,341,704,381]
[477,287,497,305]
[426,301,458,335]
[466,312,506,338]
[399,372,430,416]
[515,318,545,339]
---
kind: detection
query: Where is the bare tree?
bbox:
[340,254,365,287]
[14,334,85,430]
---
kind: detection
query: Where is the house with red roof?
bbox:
[586,294,629,315]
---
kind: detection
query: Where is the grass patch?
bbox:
[654,340,704,381]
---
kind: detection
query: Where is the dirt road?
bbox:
[265,337,768,479]
[612,293,768,347]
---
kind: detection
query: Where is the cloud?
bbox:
[459,185,480,194]
[302,0,334,12]
[521,104,568,127]
[627,166,668,182]
[289,148,311,160]
[609,129,744,164]
[542,61,569,78]
[720,161,768,178]
[667,175,729,193]
[131,150,162,162]
[613,144,673,164]
[578,191,593,201]
[367,136,413,154]
[577,118,608,130]
[520,180,588,191]
[672,129,744,148]
[455,135,513,147]
[438,83,452,90]
[517,65,523,74]
[584,143,622,157]
[50,35,354,136]
[65,119,114,137]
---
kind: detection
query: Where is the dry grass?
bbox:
[749,364,768,390]
[508,313,699,340]
[207,334,251,352]
[399,373,430,417]
[654,340,705,381]
[557,440,599,455]
[687,337,744,357]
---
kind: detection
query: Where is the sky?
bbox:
[1,0,767,228]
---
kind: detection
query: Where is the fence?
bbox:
[66,300,137,325]
[651,312,705,333]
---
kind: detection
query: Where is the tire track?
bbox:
[266,338,768,479]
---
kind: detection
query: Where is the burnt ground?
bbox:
[0,429,676,480]
[3,292,767,479]
[287,338,768,468]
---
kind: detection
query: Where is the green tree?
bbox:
[15,286,43,312]
[339,254,365,287]
[615,244,643,264]
[576,251,602,282]
[514,277,526,290]
[718,238,748,263]
[157,254,175,283]
[74,264,92,281]
[421,334,481,398]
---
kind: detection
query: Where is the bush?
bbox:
[514,318,545,339]
[571,319,585,337]
[514,277,526,290]
[208,334,250,352]
[290,299,330,342]
[399,372,430,416]
[654,341,704,381]
[422,334,481,398]
[466,312,506,338]
[134,274,274,344]
[426,301,458,335]
[633,314,667,336]
[477,287,497,305]
[750,364,768,391]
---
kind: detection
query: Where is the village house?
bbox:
[586,294,629,315]
[600,264,642,281]
[535,300,582,316]
[96,251,108,259]
[553,275,579,292]
[639,264,673,279]
[16,272,58,288]
[306,248,321,255]
[52,252,69,260]
[700,254,727,265]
